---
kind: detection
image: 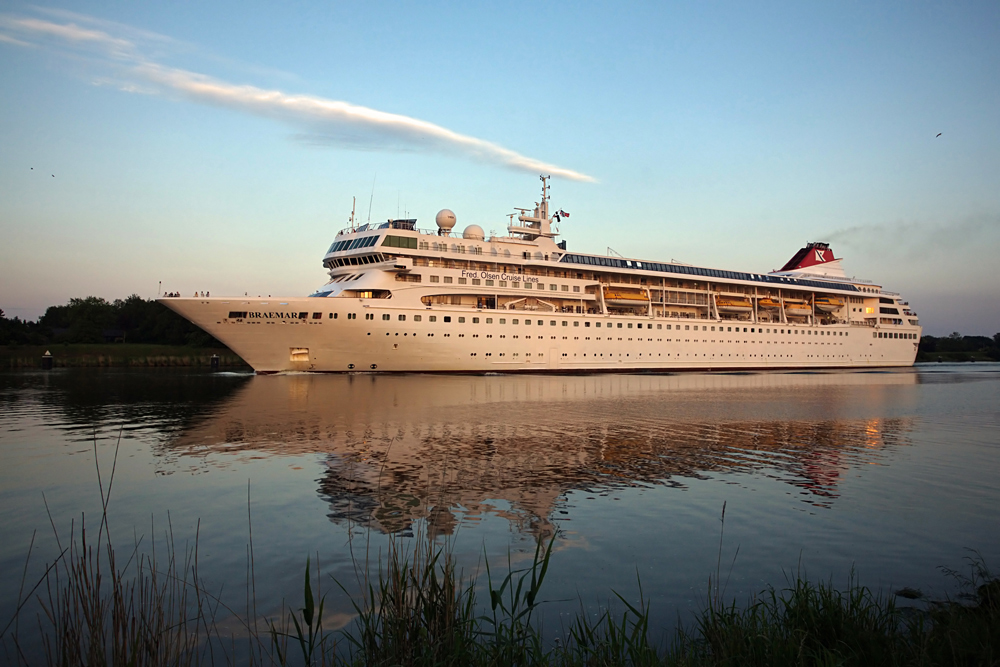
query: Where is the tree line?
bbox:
[917,332,1000,361]
[1,296,223,347]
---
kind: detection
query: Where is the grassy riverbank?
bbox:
[0,343,249,368]
[3,521,997,666]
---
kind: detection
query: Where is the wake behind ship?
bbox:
[161,177,921,373]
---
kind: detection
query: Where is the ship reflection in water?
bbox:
[162,371,918,537]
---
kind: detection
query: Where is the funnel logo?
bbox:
[814,249,826,262]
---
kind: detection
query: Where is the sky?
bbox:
[1,1,998,336]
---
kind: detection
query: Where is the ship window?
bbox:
[524,319,530,325]
[525,283,533,289]
[228,311,247,319]
[486,318,493,323]
[398,314,406,321]
[383,235,417,249]
[330,313,337,319]
[618,323,623,329]
[657,324,662,330]
[414,315,421,322]
[430,276,440,283]
[627,323,633,329]
[561,285,569,291]
[443,316,451,322]
[485,279,494,286]
[685,325,690,330]
[312,312,322,319]
[382,314,390,321]
[511,282,519,288]
[573,286,580,292]
[513,319,519,324]
[703,326,707,331]
[573,321,579,327]
[499,281,507,287]
[444,276,453,283]
[550,320,556,326]
[585,322,591,327]
[429,316,437,322]
[458,317,466,323]
[472,279,481,285]
[458,278,467,284]
[472,317,479,323]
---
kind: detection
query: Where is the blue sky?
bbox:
[1,1,998,335]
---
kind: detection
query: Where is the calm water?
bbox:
[2,365,999,647]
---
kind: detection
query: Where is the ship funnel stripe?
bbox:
[559,254,860,293]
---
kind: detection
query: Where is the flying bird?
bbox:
[936,133,942,137]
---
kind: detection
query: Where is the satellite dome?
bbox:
[462,224,485,240]
[435,209,457,231]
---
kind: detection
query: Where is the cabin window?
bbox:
[459,278,467,284]
[499,281,507,287]
[511,282,519,288]
[330,313,337,319]
[550,320,556,326]
[486,318,493,324]
[685,325,690,330]
[459,317,466,323]
[627,323,633,329]
[414,315,422,322]
[657,324,662,329]
[472,279,481,285]
[595,322,601,327]
[585,322,591,327]
[573,286,580,293]
[382,314,390,320]
[398,314,406,321]
[444,276,453,283]
[472,317,479,323]
[430,276,440,283]
[524,283,533,289]
[365,313,374,320]
[429,316,437,322]
[513,319,519,324]
[618,323,623,329]
[443,316,451,322]
[485,279,494,286]
[561,285,569,291]
[382,235,417,249]
[573,321,579,327]
[549,284,557,291]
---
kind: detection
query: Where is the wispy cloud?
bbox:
[0,11,596,182]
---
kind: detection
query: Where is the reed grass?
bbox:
[2,439,997,666]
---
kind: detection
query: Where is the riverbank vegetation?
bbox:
[1,296,251,367]
[918,333,1000,363]
[2,456,997,666]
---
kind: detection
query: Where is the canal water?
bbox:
[1,365,998,651]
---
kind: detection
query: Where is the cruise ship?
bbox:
[161,177,921,373]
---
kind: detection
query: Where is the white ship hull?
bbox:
[161,297,920,373]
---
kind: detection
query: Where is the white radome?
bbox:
[462,224,485,240]
[435,209,457,231]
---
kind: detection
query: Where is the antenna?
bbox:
[367,174,376,224]
[608,246,624,258]
[349,197,356,229]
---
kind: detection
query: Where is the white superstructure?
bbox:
[160,177,921,373]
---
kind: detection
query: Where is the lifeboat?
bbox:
[603,287,650,308]
[784,299,812,317]
[813,296,844,312]
[715,296,753,314]
[757,297,781,310]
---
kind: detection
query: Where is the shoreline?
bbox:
[1,343,250,368]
